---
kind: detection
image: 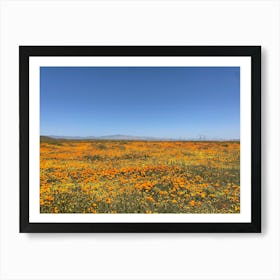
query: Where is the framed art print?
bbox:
[19,46,261,233]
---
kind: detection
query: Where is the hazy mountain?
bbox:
[44,134,170,141]
[96,134,168,140]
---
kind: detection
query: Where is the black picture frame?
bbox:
[20,46,261,233]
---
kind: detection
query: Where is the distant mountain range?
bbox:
[41,134,240,141]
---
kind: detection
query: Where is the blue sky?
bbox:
[40,66,240,139]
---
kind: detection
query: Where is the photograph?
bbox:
[19,46,261,232]
[40,66,241,214]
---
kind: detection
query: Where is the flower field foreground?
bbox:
[40,139,240,214]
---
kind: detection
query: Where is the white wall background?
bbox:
[0,0,279,279]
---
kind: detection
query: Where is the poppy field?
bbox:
[40,138,240,214]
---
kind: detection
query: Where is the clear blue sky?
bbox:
[40,66,240,139]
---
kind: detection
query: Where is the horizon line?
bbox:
[41,134,240,141]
